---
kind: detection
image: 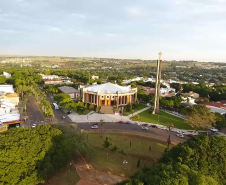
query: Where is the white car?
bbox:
[16,124,20,128]
[91,125,98,129]
[31,124,36,128]
[177,130,186,135]
[142,126,148,130]
[176,133,184,138]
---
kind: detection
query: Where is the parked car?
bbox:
[187,134,194,137]
[125,121,131,124]
[66,110,72,114]
[16,124,20,128]
[150,125,158,128]
[142,124,148,126]
[31,124,36,128]
[142,126,148,130]
[176,133,184,138]
[118,121,124,124]
[177,130,185,135]
[91,125,98,129]
[61,116,65,119]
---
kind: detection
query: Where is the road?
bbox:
[27,96,45,125]
[46,96,72,124]
[76,122,188,142]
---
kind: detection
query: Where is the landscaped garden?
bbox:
[123,104,147,116]
[138,109,192,129]
[86,132,166,177]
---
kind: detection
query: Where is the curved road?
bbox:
[76,122,188,143]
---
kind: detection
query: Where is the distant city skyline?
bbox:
[0,0,226,62]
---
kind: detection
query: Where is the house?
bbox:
[92,75,99,80]
[0,85,14,94]
[143,87,176,97]
[58,86,80,99]
[40,74,73,85]
[181,96,196,105]
[2,72,11,78]
[183,91,199,99]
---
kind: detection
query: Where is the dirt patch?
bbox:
[77,179,99,185]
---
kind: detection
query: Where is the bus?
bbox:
[52,103,59,110]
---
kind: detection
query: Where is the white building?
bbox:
[181,96,196,105]
[0,85,14,94]
[92,75,99,80]
[2,72,11,78]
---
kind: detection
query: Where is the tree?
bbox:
[186,105,216,129]
[103,137,112,149]
[54,93,71,104]
[214,113,226,130]
[0,75,6,84]
[23,98,28,111]
[89,104,94,110]
[47,87,58,95]
[0,125,93,185]
[130,115,140,121]
[126,104,132,112]
[137,158,140,168]
[110,145,119,153]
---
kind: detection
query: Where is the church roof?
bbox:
[86,83,132,94]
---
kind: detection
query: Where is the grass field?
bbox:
[87,133,166,177]
[138,109,192,129]
[123,104,147,116]
[77,108,92,115]
[44,164,80,185]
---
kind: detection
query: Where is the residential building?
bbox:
[80,82,137,106]
[143,87,176,97]
[0,85,14,94]
[2,72,11,78]
[183,91,199,99]
[58,86,80,99]
[40,74,73,85]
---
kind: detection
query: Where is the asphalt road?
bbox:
[76,122,188,142]
[27,96,45,125]
[46,96,72,124]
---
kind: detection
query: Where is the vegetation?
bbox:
[138,109,192,129]
[186,104,216,129]
[0,125,93,185]
[130,115,140,121]
[87,132,166,177]
[118,135,226,185]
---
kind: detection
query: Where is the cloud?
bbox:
[0,29,16,33]
[71,13,86,19]
[48,27,61,32]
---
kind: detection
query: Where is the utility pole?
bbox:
[152,52,162,114]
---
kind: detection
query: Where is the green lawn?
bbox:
[123,104,147,116]
[87,133,166,177]
[76,108,92,115]
[138,109,192,129]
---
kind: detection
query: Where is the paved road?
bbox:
[46,96,72,124]
[76,122,188,142]
[27,96,45,125]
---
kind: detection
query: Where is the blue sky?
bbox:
[0,0,226,62]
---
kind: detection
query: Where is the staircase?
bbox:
[99,106,114,114]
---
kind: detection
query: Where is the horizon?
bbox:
[1,0,226,62]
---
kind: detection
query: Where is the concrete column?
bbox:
[130,95,132,104]
[86,93,89,103]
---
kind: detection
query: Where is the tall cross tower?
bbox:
[152,52,163,114]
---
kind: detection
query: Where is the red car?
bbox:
[187,134,194,137]
[118,121,124,124]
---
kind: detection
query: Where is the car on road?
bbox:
[134,122,141,125]
[66,110,72,114]
[61,116,65,119]
[125,121,131,124]
[176,133,184,138]
[142,126,148,130]
[176,130,186,135]
[187,134,194,137]
[31,124,36,128]
[91,125,98,129]
[118,121,124,124]
[16,124,20,128]
[150,125,158,128]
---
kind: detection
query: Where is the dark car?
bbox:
[150,125,158,128]
[125,121,131,124]
[187,134,194,137]
[66,110,72,114]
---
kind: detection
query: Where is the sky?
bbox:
[0,0,226,62]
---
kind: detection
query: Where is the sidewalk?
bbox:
[128,106,151,118]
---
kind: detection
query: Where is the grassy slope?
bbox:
[138,109,192,129]
[124,104,147,116]
[88,133,165,177]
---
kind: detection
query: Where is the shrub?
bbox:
[89,104,94,110]
[126,104,132,112]
[130,114,140,121]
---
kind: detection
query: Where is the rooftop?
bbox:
[58,86,80,94]
[86,82,133,94]
[205,103,226,109]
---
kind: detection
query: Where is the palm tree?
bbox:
[23,98,28,112]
